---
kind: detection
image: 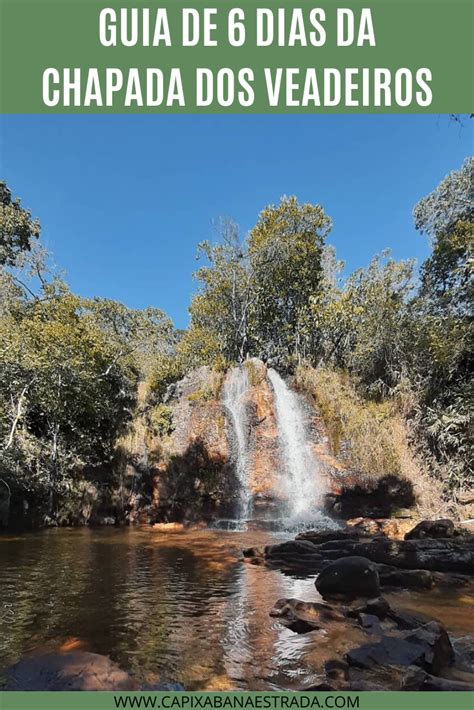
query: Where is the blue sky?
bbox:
[1,115,471,328]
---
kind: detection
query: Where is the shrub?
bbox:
[148,353,184,403]
[149,404,174,437]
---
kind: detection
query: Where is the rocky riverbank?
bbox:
[244,518,474,691]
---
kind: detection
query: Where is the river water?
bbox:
[1,527,473,690]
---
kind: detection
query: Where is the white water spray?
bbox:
[222,366,251,521]
[268,368,322,518]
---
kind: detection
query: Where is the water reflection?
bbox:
[0,528,473,690]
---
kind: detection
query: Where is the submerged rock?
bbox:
[316,556,380,600]
[270,597,346,633]
[4,652,133,691]
[152,522,185,533]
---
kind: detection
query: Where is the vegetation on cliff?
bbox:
[0,156,472,524]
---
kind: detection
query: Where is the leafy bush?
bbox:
[149,404,174,438]
[148,353,184,403]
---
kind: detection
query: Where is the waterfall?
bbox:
[222,366,251,522]
[267,368,322,519]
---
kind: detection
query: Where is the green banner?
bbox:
[0,0,472,113]
[1,693,474,710]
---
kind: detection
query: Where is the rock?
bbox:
[4,652,133,691]
[296,527,359,545]
[347,517,414,540]
[246,539,324,573]
[306,682,337,691]
[358,613,383,634]
[316,556,380,600]
[269,598,346,633]
[242,546,265,560]
[387,608,436,630]
[152,522,185,533]
[377,564,434,590]
[405,519,455,540]
[145,682,186,691]
[401,666,474,691]
[346,620,454,676]
[267,539,320,558]
[346,518,383,537]
[99,516,116,526]
[404,621,454,675]
[326,473,416,519]
[324,659,350,683]
[314,536,474,574]
[347,596,391,620]
[244,524,474,577]
[346,636,429,670]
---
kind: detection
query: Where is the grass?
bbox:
[295,365,451,518]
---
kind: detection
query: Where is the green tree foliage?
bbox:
[0,181,40,266]
[148,352,185,402]
[0,284,138,501]
[184,197,331,368]
[311,251,415,397]
[84,298,175,375]
[405,159,473,492]
[0,183,177,518]
[248,196,331,362]
[185,218,251,365]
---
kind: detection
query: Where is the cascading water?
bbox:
[267,368,324,522]
[216,364,336,533]
[221,366,252,526]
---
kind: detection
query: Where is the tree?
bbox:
[406,158,473,492]
[0,182,40,266]
[413,157,472,239]
[0,286,138,502]
[310,251,415,396]
[184,218,252,365]
[84,298,176,375]
[248,196,331,363]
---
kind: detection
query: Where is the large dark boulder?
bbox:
[316,556,380,600]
